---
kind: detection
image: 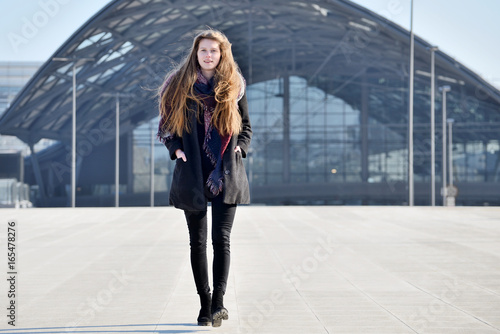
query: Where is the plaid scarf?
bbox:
[193,70,231,197]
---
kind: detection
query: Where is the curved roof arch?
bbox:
[1,0,499,145]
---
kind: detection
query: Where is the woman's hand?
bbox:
[175,149,187,162]
[234,146,241,153]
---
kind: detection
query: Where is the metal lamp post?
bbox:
[447,118,456,206]
[429,46,438,206]
[439,85,451,206]
[447,118,454,187]
[52,57,94,208]
[408,0,415,206]
[101,93,134,207]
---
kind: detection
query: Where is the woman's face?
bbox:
[197,38,221,76]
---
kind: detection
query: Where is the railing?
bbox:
[0,179,32,208]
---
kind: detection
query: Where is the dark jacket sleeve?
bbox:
[236,93,252,158]
[158,116,183,160]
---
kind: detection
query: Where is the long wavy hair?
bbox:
[159,29,243,136]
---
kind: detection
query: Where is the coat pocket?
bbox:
[224,150,250,204]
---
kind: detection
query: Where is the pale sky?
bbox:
[0,0,499,88]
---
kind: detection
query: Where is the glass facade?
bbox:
[132,121,171,195]
[246,71,500,205]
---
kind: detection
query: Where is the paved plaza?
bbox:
[0,206,499,333]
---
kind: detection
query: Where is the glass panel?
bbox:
[132,119,173,195]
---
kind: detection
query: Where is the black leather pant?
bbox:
[184,195,236,296]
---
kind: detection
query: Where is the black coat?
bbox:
[163,93,252,211]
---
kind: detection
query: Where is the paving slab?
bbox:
[0,206,499,333]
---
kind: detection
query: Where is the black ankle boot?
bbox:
[197,292,212,326]
[211,290,228,327]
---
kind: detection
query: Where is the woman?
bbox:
[157,29,252,327]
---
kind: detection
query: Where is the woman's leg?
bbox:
[185,210,210,295]
[184,210,211,325]
[210,195,237,326]
[211,196,237,293]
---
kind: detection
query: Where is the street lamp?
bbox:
[52,57,94,208]
[101,92,133,207]
[429,46,438,206]
[408,0,415,206]
[439,85,451,206]
[447,118,454,187]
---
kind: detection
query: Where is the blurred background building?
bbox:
[0,61,43,207]
[0,61,42,156]
[0,0,499,207]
